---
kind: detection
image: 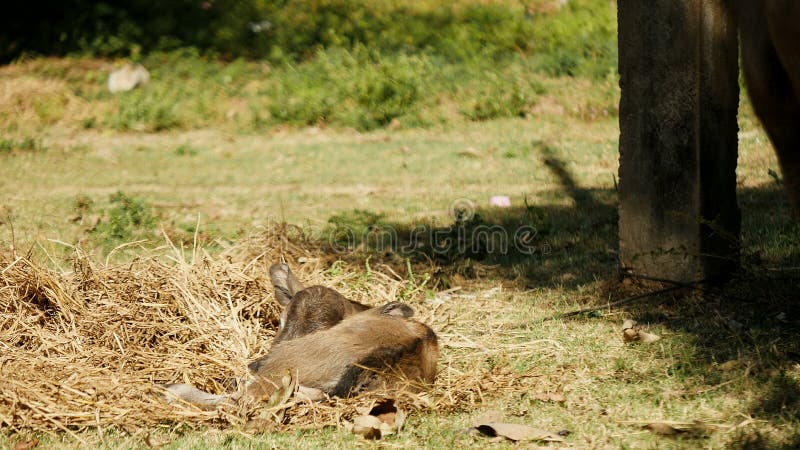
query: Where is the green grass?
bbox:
[0,136,45,154]
[1,0,618,134]
[0,113,622,263]
[1,4,799,444]
[3,49,587,133]
[6,0,617,77]
[2,88,799,447]
[89,191,157,249]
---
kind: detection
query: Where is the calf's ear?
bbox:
[378,301,415,318]
[270,263,304,306]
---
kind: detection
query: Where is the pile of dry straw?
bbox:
[1,227,507,437]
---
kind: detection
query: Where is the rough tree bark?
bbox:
[618,0,740,282]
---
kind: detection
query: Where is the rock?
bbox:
[490,195,511,207]
[108,63,150,93]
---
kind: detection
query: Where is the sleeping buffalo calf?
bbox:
[161,264,439,409]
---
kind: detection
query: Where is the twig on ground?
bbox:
[543,279,706,321]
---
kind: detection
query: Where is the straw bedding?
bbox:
[0,228,391,433]
[1,227,527,437]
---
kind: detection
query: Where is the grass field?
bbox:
[3,30,800,450]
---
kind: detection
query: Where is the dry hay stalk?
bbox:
[1,225,545,436]
[0,226,407,434]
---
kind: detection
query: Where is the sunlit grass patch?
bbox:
[0,43,798,448]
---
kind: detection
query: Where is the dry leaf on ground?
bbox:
[244,373,299,431]
[717,355,758,372]
[475,423,565,442]
[11,440,39,450]
[472,410,564,442]
[458,147,483,158]
[718,359,741,371]
[144,433,172,449]
[345,398,406,439]
[622,319,660,343]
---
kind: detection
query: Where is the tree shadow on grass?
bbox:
[613,182,800,448]
[319,151,619,290]
[317,152,800,447]
[319,151,797,296]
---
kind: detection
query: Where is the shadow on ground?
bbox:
[319,152,619,290]
[317,153,800,448]
[609,181,799,448]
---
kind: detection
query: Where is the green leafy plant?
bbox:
[0,137,45,154]
[397,259,430,301]
[174,143,199,156]
[91,191,157,247]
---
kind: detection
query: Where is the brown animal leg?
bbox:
[737,1,800,216]
[764,1,800,98]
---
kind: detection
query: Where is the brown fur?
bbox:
[269,262,307,306]
[161,264,437,408]
[729,0,800,216]
[245,304,438,401]
[269,263,372,344]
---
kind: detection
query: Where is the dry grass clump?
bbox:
[0,58,110,132]
[1,242,270,436]
[0,76,88,130]
[0,226,523,439]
